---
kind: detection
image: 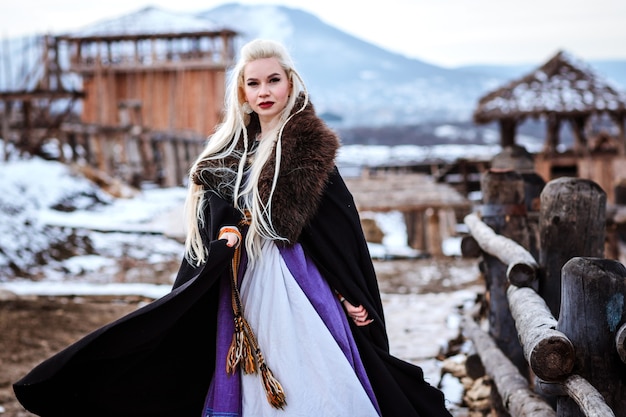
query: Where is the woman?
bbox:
[14,39,452,417]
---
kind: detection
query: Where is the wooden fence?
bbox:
[461,168,626,417]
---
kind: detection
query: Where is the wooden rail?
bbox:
[465,213,537,287]
[462,312,557,417]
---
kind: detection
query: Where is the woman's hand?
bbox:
[341,299,374,327]
[218,226,241,248]
[220,232,240,247]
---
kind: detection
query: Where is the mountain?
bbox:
[457,60,626,92]
[70,6,225,36]
[1,3,625,128]
[197,3,502,126]
[198,3,626,126]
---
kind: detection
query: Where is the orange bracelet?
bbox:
[219,227,242,246]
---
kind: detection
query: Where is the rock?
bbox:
[442,355,467,378]
[464,376,492,414]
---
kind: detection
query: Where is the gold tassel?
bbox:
[226,316,244,375]
[260,363,287,409]
[241,330,256,374]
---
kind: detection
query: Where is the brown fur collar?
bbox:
[192,95,340,243]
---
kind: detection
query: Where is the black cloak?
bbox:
[14,99,452,417]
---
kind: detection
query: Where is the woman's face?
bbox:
[243,57,291,131]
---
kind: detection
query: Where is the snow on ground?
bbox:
[382,288,480,404]
[0,153,482,410]
[337,143,499,168]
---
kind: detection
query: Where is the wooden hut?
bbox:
[345,172,471,256]
[473,50,626,203]
[49,8,239,187]
[0,35,84,158]
[56,17,237,135]
[1,9,239,187]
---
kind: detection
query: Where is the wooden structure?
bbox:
[52,25,237,187]
[473,51,626,204]
[535,149,626,204]
[0,35,84,157]
[473,50,626,152]
[461,173,625,416]
[56,28,236,134]
[363,157,490,199]
[1,10,239,187]
[344,172,471,255]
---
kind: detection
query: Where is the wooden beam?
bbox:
[462,315,557,417]
[507,285,575,381]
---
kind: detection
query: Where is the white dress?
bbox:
[239,240,379,417]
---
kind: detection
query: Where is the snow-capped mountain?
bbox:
[196,3,626,126]
[197,3,501,125]
[71,6,225,36]
[1,3,625,127]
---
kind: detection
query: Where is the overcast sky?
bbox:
[2,0,625,67]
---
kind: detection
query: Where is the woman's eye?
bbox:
[247,81,258,87]
[270,77,281,83]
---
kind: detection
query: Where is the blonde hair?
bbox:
[184,39,308,266]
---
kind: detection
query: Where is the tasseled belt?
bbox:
[220,216,287,410]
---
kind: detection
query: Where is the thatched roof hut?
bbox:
[473,50,626,154]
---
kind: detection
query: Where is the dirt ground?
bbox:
[0,256,481,416]
[0,295,148,416]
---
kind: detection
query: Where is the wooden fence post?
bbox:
[139,133,156,183]
[557,257,626,416]
[426,207,443,256]
[159,138,178,187]
[404,209,426,251]
[478,169,530,394]
[490,145,545,258]
[538,178,606,317]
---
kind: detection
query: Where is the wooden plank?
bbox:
[426,208,442,256]
[404,210,425,251]
[159,139,178,187]
[139,134,156,182]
